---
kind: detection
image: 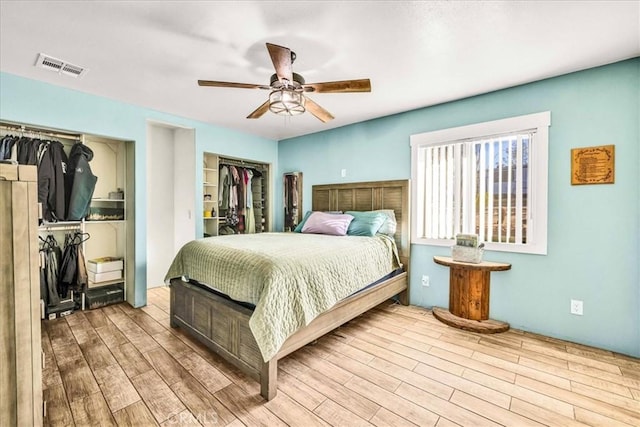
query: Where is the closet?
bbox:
[202,152,270,237]
[0,121,135,315]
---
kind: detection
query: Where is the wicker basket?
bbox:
[451,245,484,263]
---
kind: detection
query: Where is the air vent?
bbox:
[35,53,88,78]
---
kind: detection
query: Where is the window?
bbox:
[411,112,550,254]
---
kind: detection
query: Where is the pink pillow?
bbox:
[301,212,354,236]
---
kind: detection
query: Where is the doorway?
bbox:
[146,121,195,288]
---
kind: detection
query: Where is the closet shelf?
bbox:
[203,217,218,221]
[85,220,125,224]
[203,183,217,187]
[203,168,217,172]
[92,198,125,203]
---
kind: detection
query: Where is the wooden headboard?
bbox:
[312,179,411,269]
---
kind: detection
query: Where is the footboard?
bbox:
[169,279,272,389]
[170,271,407,401]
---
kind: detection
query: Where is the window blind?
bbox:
[420,132,533,244]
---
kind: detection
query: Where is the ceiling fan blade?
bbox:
[198,80,269,90]
[304,97,334,123]
[246,100,271,119]
[266,43,293,83]
[303,79,371,93]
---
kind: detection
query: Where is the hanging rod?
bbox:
[39,226,83,232]
[219,157,266,170]
[39,221,83,231]
[0,123,81,141]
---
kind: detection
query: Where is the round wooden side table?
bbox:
[432,255,511,333]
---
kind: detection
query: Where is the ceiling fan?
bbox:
[198,43,371,123]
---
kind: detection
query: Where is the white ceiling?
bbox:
[1,1,638,141]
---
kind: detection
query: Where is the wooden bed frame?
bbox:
[170,179,410,400]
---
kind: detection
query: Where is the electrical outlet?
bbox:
[421,275,430,287]
[341,169,347,177]
[570,299,583,315]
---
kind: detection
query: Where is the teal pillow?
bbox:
[344,211,387,236]
[293,211,313,232]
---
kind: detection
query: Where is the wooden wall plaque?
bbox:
[571,145,615,185]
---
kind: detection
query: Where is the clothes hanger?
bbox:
[73,232,90,245]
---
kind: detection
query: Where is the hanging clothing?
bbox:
[36,139,49,165]
[218,161,265,234]
[226,166,240,227]
[229,166,240,211]
[244,169,255,234]
[66,143,97,220]
[16,136,31,164]
[76,246,88,291]
[1,134,85,222]
[38,140,69,221]
[57,231,90,298]
[58,233,78,298]
[252,175,264,233]
[39,235,61,306]
[0,135,17,160]
[218,165,230,210]
[44,250,61,305]
[17,136,41,165]
[284,174,299,230]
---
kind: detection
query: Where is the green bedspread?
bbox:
[164,232,401,361]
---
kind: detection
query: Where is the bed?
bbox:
[167,179,410,400]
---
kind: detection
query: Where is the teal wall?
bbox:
[278,58,640,357]
[0,72,278,308]
[2,59,638,356]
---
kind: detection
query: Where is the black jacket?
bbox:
[38,141,68,221]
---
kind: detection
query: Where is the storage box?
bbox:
[88,269,122,283]
[87,276,123,288]
[451,245,484,263]
[45,299,75,320]
[108,189,124,200]
[87,257,124,273]
[85,283,124,309]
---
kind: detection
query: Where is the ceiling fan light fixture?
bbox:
[269,89,305,116]
[199,42,366,122]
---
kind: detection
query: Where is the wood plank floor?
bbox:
[42,286,640,426]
